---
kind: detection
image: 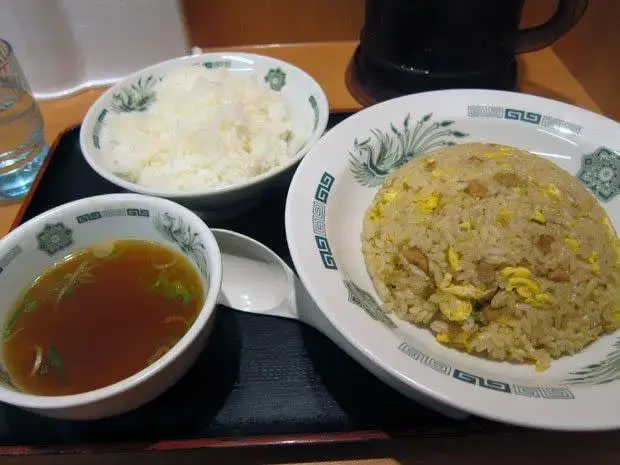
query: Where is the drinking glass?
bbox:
[0,39,48,200]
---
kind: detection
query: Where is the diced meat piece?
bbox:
[476,261,496,284]
[403,246,428,273]
[547,269,570,282]
[537,235,555,254]
[464,180,488,198]
[424,159,437,171]
[493,172,521,188]
[482,305,502,322]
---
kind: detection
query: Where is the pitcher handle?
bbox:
[515,0,588,54]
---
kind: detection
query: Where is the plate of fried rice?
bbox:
[285,89,620,430]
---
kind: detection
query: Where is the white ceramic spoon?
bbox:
[211,229,466,419]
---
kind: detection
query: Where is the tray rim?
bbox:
[10,124,80,232]
[0,430,396,457]
[4,117,517,455]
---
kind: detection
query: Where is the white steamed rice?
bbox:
[100,67,304,190]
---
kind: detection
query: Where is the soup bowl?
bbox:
[0,194,222,420]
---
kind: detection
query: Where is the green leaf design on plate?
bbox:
[343,279,396,329]
[348,113,469,187]
[110,75,160,113]
[564,338,620,385]
[154,212,208,278]
[264,68,286,91]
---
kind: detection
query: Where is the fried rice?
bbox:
[361,142,620,371]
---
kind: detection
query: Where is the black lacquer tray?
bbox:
[1,112,510,456]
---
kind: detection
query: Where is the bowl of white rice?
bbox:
[80,52,328,212]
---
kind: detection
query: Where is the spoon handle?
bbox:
[211,229,466,419]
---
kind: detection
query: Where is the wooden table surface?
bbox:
[1,41,618,464]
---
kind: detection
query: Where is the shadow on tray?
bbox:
[298,323,494,435]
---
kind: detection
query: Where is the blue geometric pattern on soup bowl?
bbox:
[0,194,222,420]
[287,89,620,431]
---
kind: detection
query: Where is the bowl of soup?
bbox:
[0,194,222,420]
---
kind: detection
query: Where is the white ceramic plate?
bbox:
[285,89,620,431]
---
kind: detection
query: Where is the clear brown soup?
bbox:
[2,239,204,396]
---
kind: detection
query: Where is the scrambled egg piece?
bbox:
[435,273,488,322]
[436,331,475,348]
[459,220,472,231]
[612,306,620,323]
[498,163,511,170]
[501,266,553,307]
[383,190,397,202]
[447,246,460,271]
[438,293,473,322]
[525,293,554,308]
[368,206,382,221]
[498,208,511,223]
[418,192,440,213]
[588,251,600,273]
[600,217,616,241]
[369,189,398,220]
[516,286,534,299]
[444,167,456,174]
[501,267,532,278]
[441,284,489,300]
[531,210,546,224]
[535,360,550,372]
[439,331,474,351]
[506,277,539,292]
[543,184,561,199]
[483,151,509,159]
[564,237,580,252]
[432,169,443,178]
[526,293,555,307]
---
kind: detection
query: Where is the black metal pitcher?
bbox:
[348,0,589,105]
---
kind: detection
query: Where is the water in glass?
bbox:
[0,39,48,200]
